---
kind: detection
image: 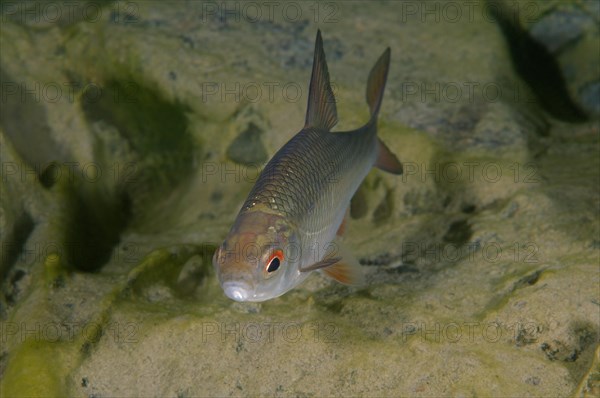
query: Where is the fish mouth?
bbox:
[222,281,253,302]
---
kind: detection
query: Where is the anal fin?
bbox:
[375,138,403,175]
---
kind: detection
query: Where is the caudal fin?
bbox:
[366,48,403,175]
[305,30,338,131]
[366,47,391,117]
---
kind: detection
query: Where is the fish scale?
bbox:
[241,126,374,233]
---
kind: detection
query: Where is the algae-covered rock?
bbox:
[1,1,598,396]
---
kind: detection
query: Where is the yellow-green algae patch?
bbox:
[1,340,71,397]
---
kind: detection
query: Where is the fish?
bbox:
[213,30,403,302]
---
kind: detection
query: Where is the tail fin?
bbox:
[305,30,338,131]
[367,48,403,175]
[366,47,391,118]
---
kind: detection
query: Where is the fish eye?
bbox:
[267,257,280,272]
[265,250,284,274]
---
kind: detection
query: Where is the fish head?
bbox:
[213,210,304,302]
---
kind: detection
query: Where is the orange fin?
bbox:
[305,30,338,131]
[321,260,364,285]
[375,138,403,175]
[336,207,350,236]
[320,240,364,285]
[336,218,347,237]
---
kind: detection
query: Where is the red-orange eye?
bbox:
[265,250,284,273]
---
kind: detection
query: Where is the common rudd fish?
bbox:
[213,30,403,302]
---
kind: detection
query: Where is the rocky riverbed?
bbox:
[1,1,598,396]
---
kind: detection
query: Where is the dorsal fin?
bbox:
[305,30,338,131]
[366,47,391,118]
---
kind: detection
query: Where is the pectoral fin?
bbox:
[300,240,364,285]
[321,259,364,286]
[299,256,341,272]
[336,207,350,236]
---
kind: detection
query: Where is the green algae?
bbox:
[1,340,70,397]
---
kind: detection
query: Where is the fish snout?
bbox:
[222,281,253,302]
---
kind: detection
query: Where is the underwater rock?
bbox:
[524,1,600,118]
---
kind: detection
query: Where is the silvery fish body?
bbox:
[213,30,403,302]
